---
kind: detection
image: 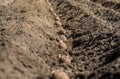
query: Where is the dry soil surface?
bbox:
[0,0,120,79]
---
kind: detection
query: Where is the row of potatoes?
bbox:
[47,0,71,79]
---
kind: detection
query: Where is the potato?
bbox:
[55,21,62,27]
[55,16,61,21]
[53,12,57,17]
[60,35,67,42]
[59,28,67,35]
[52,69,70,79]
[59,55,72,64]
[50,8,54,12]
[59,40,67,49]
[1,0,14,5]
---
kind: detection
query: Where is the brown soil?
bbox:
[0,0,120,79]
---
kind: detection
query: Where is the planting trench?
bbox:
[0,0,120,79]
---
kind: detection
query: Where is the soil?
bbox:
[0,0,120,79]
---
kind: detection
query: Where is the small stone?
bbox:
[55,21,62,27]
[59,55,72,64]
[59,40,67,49]
[60,35,67,42]
[52,69,70,79]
